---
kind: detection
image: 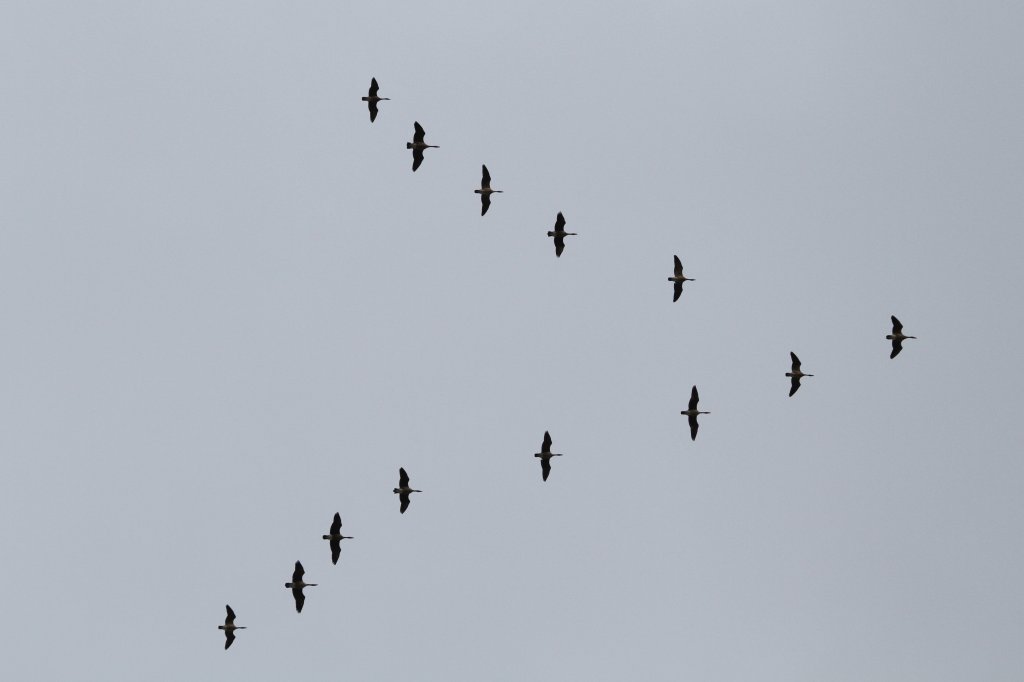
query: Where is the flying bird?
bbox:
[534,431,564,481]
[474,165,503,216]
[361,77,389,122]
[393,467,422,514]
[680,385,709,441]
[217,605,246,650]
[886,315,916,359]
[406,121,439,172]
[547,212,577,257]
[322,512,354,565]
[786,352,813,397]
[667,255,695,302]
[284,561,317,613]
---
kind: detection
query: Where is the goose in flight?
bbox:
[407,122,439,171]
[394,467,422,514]
[284,561,317,613]
[547,212,577,257]
[667,255,695,302]
[534,431,563,481]
[322,512,354,566]
[361,77,389,122]
[680,385,709,441]
[786,352,813,397]
[218,605,246,650]
[475,165,503,216]
[886,315,916,359]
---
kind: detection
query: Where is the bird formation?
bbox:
[215,76,919,649]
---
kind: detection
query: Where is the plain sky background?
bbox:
[1,1,1023,680]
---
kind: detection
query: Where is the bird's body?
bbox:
[218,605,246,650]
[785,351,813,397]
[361,77,390,122]
[393,467,422,514]
[547,212,577,257]
[322,512,354,565]
[474,164,503,215]
[533,431,563,481]
[680,385,710,441]
[886,315,916,359]
[284,561,317,613]
[407,122,439,171]
[667,255,695,302]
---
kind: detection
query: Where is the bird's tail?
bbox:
[322,535,330,540]
[406,142,413,149]
[285,582,293,588]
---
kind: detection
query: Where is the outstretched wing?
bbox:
[292,587,305,613]
[413,121,425,143]
[673,255,683,277]
[541,457,551,481]
[330,539,341,565]
[688,414,699,441]
[399,492,411,514]
[789,376,801,397]
[673,281,683,302]
[554,212,565,231]
[292,561,305,583]
[368,100,379,122]
[890,338,903,359]
[224,630,236,649]
[330,512,342,535]
[399,467,410,489]
[225,605,236,625]
[369,77,380,97]
[412,148,424,171]
[891,315,903,334]
[688,385,699,411]
[790,352,801,371]
[481,193,491,216]
[542,431,552,453]
[481,164,491,188]
[554,235,565,257]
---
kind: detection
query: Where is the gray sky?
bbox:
[2,2,1023,680]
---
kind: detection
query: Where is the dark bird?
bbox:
[406,122,439,171]
[680,385,709,441]
[217,605,246,650]
[547,212,577,257]
[534,431,564,481]
[474,165,503,216]
[786,352,814,397]
[886,315,916,359]
[322,512,354,566]
[284,561,317,613]
[361,77,390,122]
[393,467,421,514]
[667,255,695,302]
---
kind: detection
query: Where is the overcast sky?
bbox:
[2,2,1023,680]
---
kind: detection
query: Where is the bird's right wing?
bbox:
[789,376,801,397]
[673,281,682,302]
[399,493,410,514]
[541,457,551,481]
[330,540,341,565]
[399,467,410,489]
[225,631,235,649]
[688,385,699,411]
[542,431,552,453]
[413,121,425,143]
[688,415,699,441]
[412,148,424,171]
[481,193,491,216]
[673,255,683,277]
[481,164,491,187]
